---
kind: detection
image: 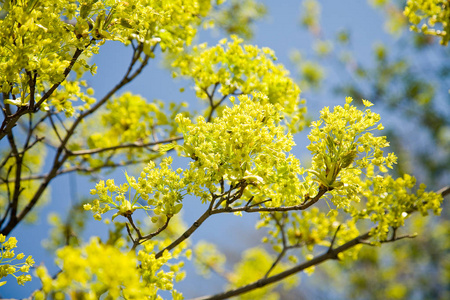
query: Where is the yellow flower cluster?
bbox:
[404,0,450,45]
[0,235,34,287]
[177,93,304,206]
[172,36,306,132]
[85,158,185,221]
[256,97,442,270]
[352,172,443,242]
[307,97,396,204]
[34,238,180,299]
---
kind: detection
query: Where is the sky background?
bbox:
[2,1,402,298]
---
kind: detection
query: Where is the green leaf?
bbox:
[159,143,176,153]
[4,98,26,106]
[173,203,183,214]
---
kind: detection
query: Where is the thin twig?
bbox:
[248,199,272,208]
[48,113,63,144]
[264,213,288,278]
[327,224,342,254]
[125,223,135,243]
[155,199,216,259]
[6,130,22,224]
[127,215,143,239]
[21,136,45,154]
[215,185,329,214]
[244,196,255,207]
[23,112,33,150]
[136,216,172,248]
[0,159,149,184]
[69,136,182,156]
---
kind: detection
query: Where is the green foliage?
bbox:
[0,139,49,223]
[43,204,88,251]
[210,0,267,39]
[301,0,321,35]
[307,98,396,191]
[290,51,325,90]
[298,1,450,186]
[84,93,442,297]
[193,241,227,278]
[321,214,450,300]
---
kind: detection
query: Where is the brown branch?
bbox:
[127,215,143,240]
[6,130,23,223]
[247,198,272,208]
[383,233,417,243]
[126,214,173,249]
[134,216,172,249]
[125,223,135,243]
[327,224,342,254]
[48,113,64,144]
[0,159,149,184]
[264,213,288,278]
[35,47,88,110]
[155,199,216,259]
[23,112,34,150]
[155,187,328,259]
[69,136,183,156]
[26,70,37,111]
[214,185,328,214]
[21,136,45,154]
[190,231,372,300]
[213,182,243,209]
[0,150,13,172]
[437,185,450,198]
[204,84,242,123]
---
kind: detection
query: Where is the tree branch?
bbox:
[264,213,288,278]
[69,136,182,156]
[0,158,149,184]
[155,187,329,259]
[190,231,372,300]
[141,217,171,241]
[214,185,329,214]
[155,199,216,259]
[6,130,23,224]
[437,185,450,198]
